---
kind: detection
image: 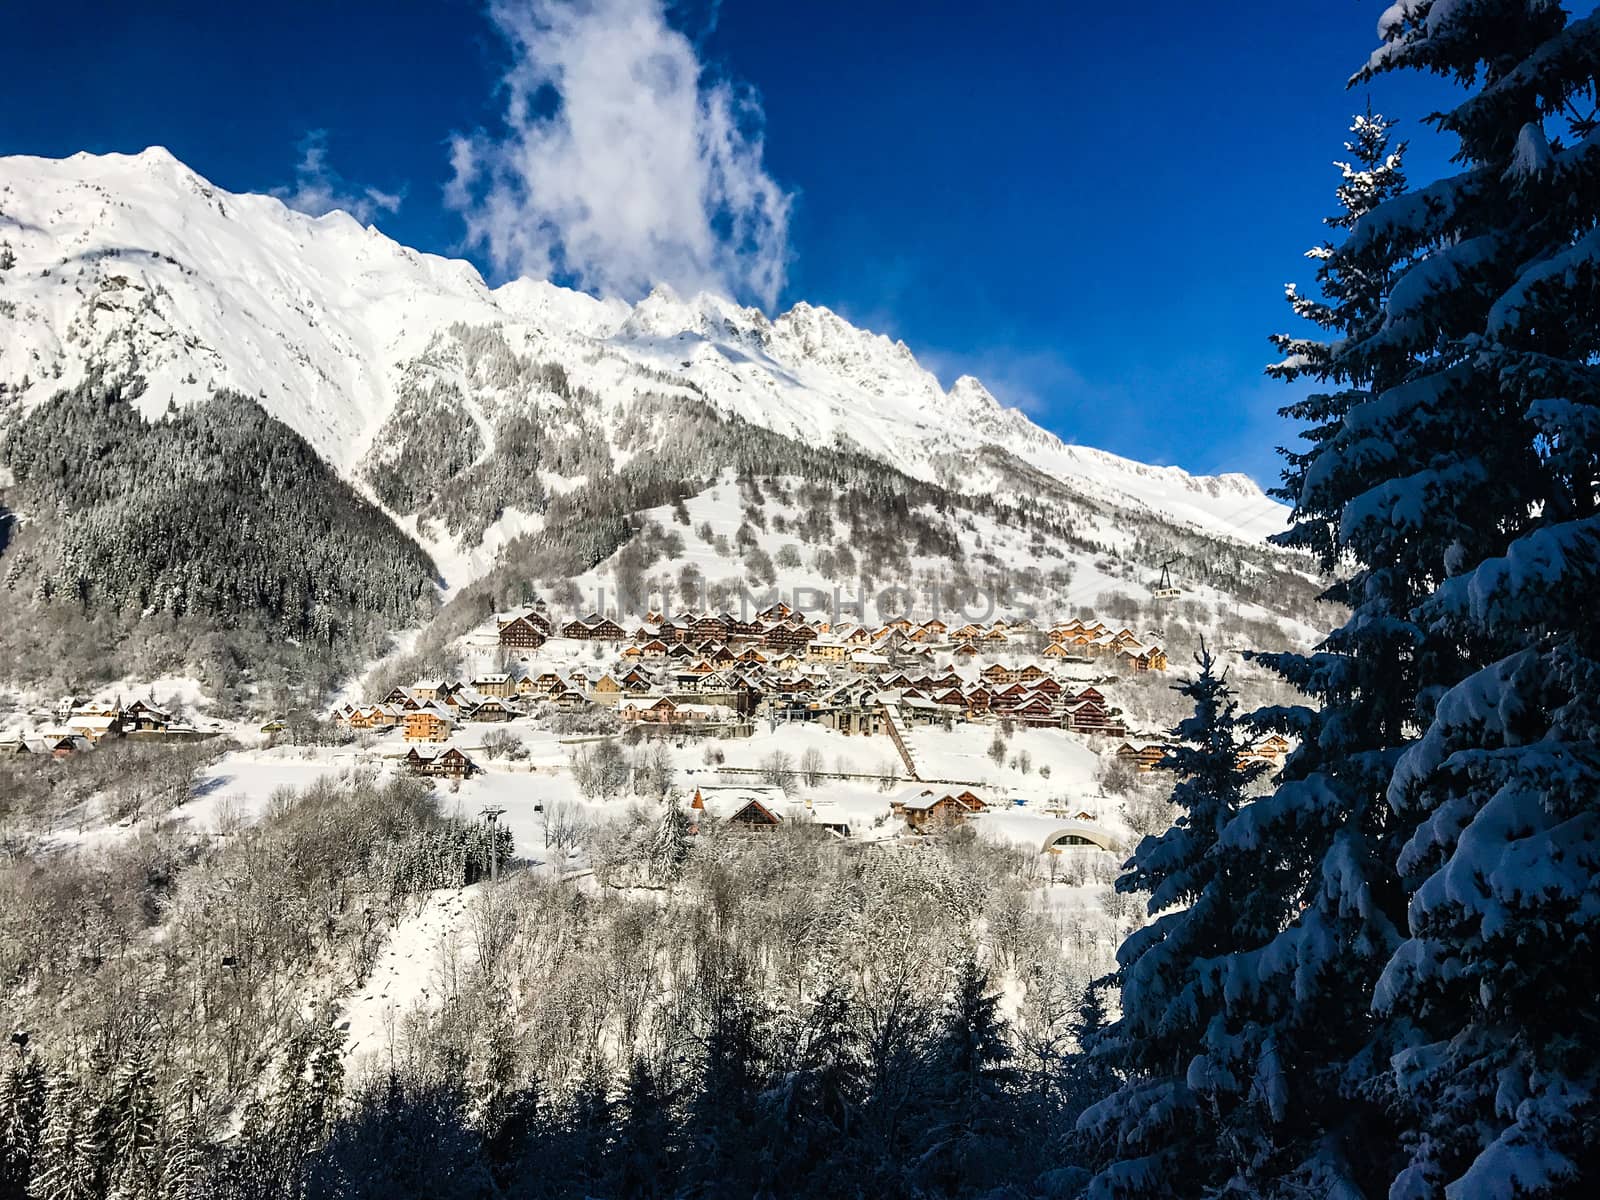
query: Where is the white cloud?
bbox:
[448,0,792,309]
[275,130,403,226]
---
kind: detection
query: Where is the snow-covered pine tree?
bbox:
[158,1074,209,1200]
[105,1045,160,1199]
[799,980,867,1130]
[268,1022,344,1182]
[915,954,1024,1196]
[1340,5,1600,1196]
[1076,649,1268,1198]
[610,1055,675,1200]
[648,801,691,885]
[27,1075,97,1200]
[482,1075,548,1191]
[761,978,868,1195]
[682,992,768,1196]
[1153,106,1427,1198]
[0,1050,48,1198]
[561,1053,614,1198]
[1058,981,1118,1123]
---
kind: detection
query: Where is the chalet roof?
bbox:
[67,714,119,733]
[421,702,458,721]
[673,702,733,718]
[687,785,789,821]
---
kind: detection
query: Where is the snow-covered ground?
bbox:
[36,747,371,851]
[555,471,1288,632]
[336,883,486,1075]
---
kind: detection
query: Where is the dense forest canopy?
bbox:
[0,380,437,701]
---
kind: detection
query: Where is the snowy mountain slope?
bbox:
[558,471,1327,651]
[0,147,1287,574]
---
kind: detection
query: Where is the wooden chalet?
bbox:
[1064,697,1126,737]
[726,797,783,827]
[563,614,603,639]
[472,672,516,698]
[468,697,517,722]
[1255,734,1291,759]
[620,697,678,724]
[894,789,972,832]
[1012,694,1060,727]
[764,622,818,649]
[349,704,402,732]
[404,747,477,780]
[124,699,171,733]
[45,735,90,760]
[497,615,548,650]
[1116,742,1170,772]
[403,707,455,743]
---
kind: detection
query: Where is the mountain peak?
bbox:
[949,374,1000,407]
[0,146,1287,550]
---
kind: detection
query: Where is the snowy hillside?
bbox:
[0,147,1287,582]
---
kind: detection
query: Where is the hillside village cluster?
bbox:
[330,599,1286,804]
[340,601,1162,747]
[0,695,208,758]
[2,598,1294,842]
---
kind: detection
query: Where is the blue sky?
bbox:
[1,1,1463,487]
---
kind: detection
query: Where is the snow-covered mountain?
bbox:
[0,147,1286,580]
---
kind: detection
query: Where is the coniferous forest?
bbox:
[1,3,1599,1200]
[0,379,437,700]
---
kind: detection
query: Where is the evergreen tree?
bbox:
[306,1074,489,1200]
[158,1075,209,1200]
[765,981,868,1196]
[105,1045,161,1200]
[1149,105,1426,1198]
[545,1053,612,1199]
[648,801,691,886]
[915,955,1023,1196]
[270,1023,344,1184]
[482,1077,547,1194]
[1058,982,1118,1124]
[1340,6,1600,1195]
[610,1056,675,1200]
[682,994,769,1197]
[27,1076,98,1200]
[0,1051,48,1199]
[792,981,866,1143]
[1077,648,1267,1199]
[214,1097,289,1200]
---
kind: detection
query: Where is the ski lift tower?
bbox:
[1151,558,1183,601]
[480,805,507,885]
